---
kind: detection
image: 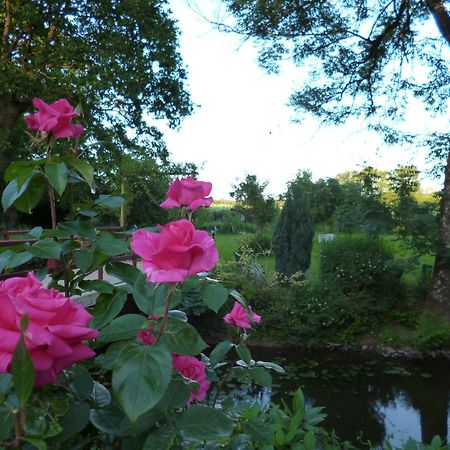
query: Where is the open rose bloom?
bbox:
[160,177,213,211]
[0,272,98,386]
[224,301,262,329]
[131,219,218,283]
[172,354,211,405]
[26,97,84,138]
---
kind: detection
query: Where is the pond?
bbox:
[248,347,450,448]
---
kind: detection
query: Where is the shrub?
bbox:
[319,234,404,297]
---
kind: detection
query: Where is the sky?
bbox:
[158,0,448,200]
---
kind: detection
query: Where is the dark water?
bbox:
[250,347,450,447]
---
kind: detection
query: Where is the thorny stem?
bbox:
[11,406,25,449]
[155,283,178,342]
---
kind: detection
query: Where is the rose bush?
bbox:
[160,176,213,211]
[131,218,218,282]
[0,272,98,387]
[224,301,262,329]
[25,97,84,138]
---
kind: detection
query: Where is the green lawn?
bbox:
[215,231,436,284]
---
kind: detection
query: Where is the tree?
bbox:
[388,165,439,255]
[272,177,314,277]
[221,0,450,316]
[0,0,192,225]
[230,174,277,232]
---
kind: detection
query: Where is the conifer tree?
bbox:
[272,181,314,277]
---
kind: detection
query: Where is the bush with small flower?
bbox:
[0,97,336,450]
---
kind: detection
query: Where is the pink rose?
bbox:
[26,98,84,138]
[224,302,262,329]
[160,177,213,211]
[131,219,218,283]
[0,272,99,387]
[172,354,211,405]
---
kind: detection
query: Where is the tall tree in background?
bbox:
[230,174,277,233]
[0,0,192,225]
[221,0,450,316]
[272,176,314,277]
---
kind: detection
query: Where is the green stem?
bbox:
[155,283,178,342]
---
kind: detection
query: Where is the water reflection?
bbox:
[251,347,450,447]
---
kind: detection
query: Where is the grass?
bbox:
[215,231,436,285]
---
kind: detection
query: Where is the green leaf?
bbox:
[70,366,94,401]
[255,361,285,373]
[0,374,12,396]
[50,402,90,445]
[0,405,13,440]
[59,221,97,240]
[91,291,128,329]
[304,430,316,450]
[95,235,129,256]
[98,314,147,343]
[112,343,172,422]
[243,418,272,444]
[74,249,94,272]
[26,226,44,239]
[4,160,44,182]
[11,318,35,405]
[161,318,208,355]
[6,251,33,269]
[45,162,67,196]
[292,388,305,414]
[155,379,191,410]
[23,437,47,450]
[177,406,234,441]
[210,341,234,368]
[106,262,142,285]
[29,239,62,259]
[142,428,176,450]
[229,289,248,307]
[249,367,272,386]
[132,275,157,314]
[236,344,252,365]
[0,250,14,271]
[11,172,46,214]
[79,279,115,294]
[64,155,94,189]
[90,402,124,435]
[2,174,33,211]
[97,341,129,371]
[95,195,125,209]
[200,282,229,312]
[91,382,111,408]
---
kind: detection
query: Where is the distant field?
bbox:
[214,232,435,283]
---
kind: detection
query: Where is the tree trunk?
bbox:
[426,148,450,320]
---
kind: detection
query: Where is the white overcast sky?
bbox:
[156,0,448,199]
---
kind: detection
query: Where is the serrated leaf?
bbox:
[98,314,147,343]
[91,291,128,329]
[200,282,229,312]
[45,162,67,196]
[64,155,94,188]
[112,343,172,422]
[29,239,62,259]
[176,406,234,441]
[95,235,129,256]
[210,341,233,368]
[161,317,207,355]
[95,195,125,209]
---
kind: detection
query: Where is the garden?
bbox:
[1,1,450,449]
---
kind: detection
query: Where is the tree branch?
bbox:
[426,0,450,45]
[2,0,11,44]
